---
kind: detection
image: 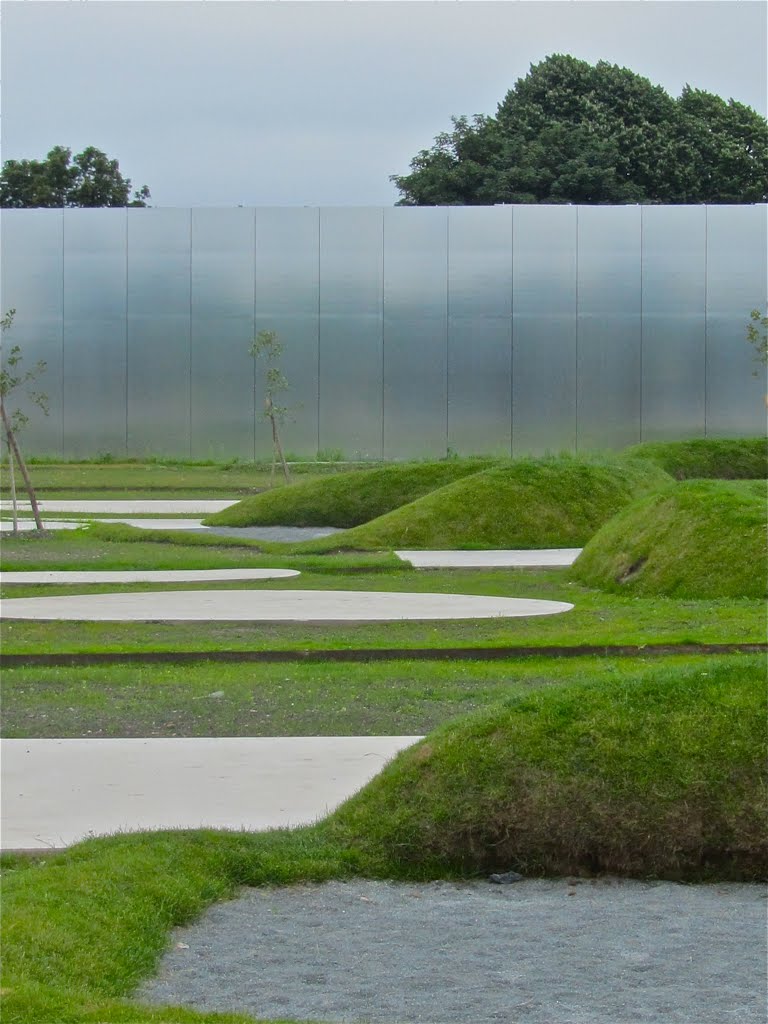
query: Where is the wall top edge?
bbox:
[1,204,766,215]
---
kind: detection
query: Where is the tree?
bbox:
[250,330,291,485]
[0,310,48,532]
[391,54,768,206]
[0,146,151,208]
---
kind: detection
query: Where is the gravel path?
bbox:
[137,878,766,1023]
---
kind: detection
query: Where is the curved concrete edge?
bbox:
[396,549,582,568]
[0,569,301,584]
[0,736,422,850]
[0,589,575,622]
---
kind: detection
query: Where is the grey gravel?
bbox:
[192,525,341,542]
[137,878,767,1023]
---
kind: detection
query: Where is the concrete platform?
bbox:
[0,569,301,585]
[0,736,421,850]
[0,589,574,622]
[397,549,582,568]
[0,500,235,514]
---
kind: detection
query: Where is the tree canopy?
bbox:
[391,55,768,206]
[0,146,151,208]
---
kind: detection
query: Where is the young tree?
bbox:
[0,146,151,208]
[250,330,291,485]
[0,310,48,532]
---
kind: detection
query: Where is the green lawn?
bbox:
[2,451,765,1024]
[1,563,763,655]
[4,653,750,738]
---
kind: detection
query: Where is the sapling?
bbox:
[0,309,48,532]
[250,329,291,485]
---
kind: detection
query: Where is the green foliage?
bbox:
[0,310,49,433]
[326,659,767,880]
[249,330,288,419]
[747,308,768,368]
[203,458,497,528]
[570,480,767,599]
[0,146,150,208]
[291,455,672,551]
[622,437,768,480]
[392,54,768,205]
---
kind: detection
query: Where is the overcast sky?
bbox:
[1,0,766,206]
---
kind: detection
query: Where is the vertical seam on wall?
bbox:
[512,207,518,456]
[708,203,712,436]
[382,205,387,458]
[257,208,264,464]
[188,209,193,458]
[317,208,321,457]
[61,210,66,457]
[575,206,580,453]
[124,209,128,454]
[639,206,644,442]
[445,208,450,457]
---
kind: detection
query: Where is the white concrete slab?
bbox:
[0,736,421,850]
[0,519,85,532]
[0,589,574,622]
[92,518,206,530]
[0,569,300,585]
[0,500,236,513]
[396,549,582,568]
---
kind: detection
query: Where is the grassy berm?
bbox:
[325,658,767,880]
[571,480,767,599]
[285,455,671,551]
[203,458,497,528]
[623,436,767,479]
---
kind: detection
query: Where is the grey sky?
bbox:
[1,0,766,206]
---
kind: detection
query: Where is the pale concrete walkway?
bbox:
[1,589,573,621]
[1,569,300,585]
[0,519,84,532]
[397,549,582,568]
[0,737,421,850]
[0,500,235,514]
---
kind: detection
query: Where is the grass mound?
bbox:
[203,459,497,529]
[292,455,671,551]
[623,437,767,479]
[325,658,767,880]
[570,480,767,599]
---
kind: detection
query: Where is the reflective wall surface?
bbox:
[1,205,765,458]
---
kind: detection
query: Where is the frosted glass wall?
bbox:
[1,204,765,459]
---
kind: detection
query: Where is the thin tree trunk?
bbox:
[270,412,290,483]
[265,394,290,484]
[0,401,44,531]
[6,434,18,533]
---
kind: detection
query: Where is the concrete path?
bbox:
[1,589,574,622]
[0,499,235,514]
[0,569,300,585]
[0,736,421,850]
[0,519,85,532]
[397,549,582,568]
